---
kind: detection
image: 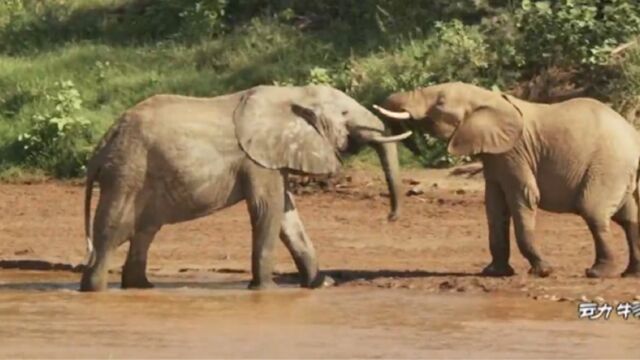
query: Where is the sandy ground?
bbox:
[1,166,638,301]
[1,166,639,358]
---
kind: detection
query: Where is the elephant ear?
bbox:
[234,86,341,175]
[447,94,524,156]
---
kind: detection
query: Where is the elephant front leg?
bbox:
[481,181,514,277]
[280,191,334,288]
[245,170,285,290]
[510,201,553,277]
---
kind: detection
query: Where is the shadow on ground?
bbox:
[0,259,479,291]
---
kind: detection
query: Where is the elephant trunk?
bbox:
[372,141,402,221]
[349,113,407,221]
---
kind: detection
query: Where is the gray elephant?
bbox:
[81,85,411,292]
[374,81,640,278]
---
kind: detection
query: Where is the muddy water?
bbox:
[0,270,638,359]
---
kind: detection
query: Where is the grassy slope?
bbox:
[0,0,638,179]
[0,1,429,178]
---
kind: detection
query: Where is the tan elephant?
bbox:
[81,85,411,292]
[374,81,640,278]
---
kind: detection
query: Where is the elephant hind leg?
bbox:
[612,193,640,277]
[578,177,626,278]
[582,216,617,278]
[80,191,136,292]
[580,197,618,278]
[122,221,161,289]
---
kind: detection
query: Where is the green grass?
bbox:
[1,0,639,179]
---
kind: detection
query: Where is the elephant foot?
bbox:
[80,270,108,292]
[305,274,335,289]
[528,261,553,278]
[621,263,640,278]
[585,261,617,278]
[481,262,515,277]
[122,277,155,289]
[248,279,278,290]
[122,262,154,289]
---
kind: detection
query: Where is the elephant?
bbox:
[80,84,411,292]
[374,81,640,278]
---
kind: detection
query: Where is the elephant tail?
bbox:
[634,158,640,241]
[83,158,99,266]
[636,158,640,221]
[83,121,120,266]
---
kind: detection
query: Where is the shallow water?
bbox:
[0,270,637,359]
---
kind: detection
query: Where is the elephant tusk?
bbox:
[372,105,412,120]
[368,130,413,143]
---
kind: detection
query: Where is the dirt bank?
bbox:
[1,167,638,302]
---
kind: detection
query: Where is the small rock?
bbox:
[403,178,420,185]
[455,189,466,195]
[431,182,439,188]
[558,297,572,302]
[594,296,605,303]
[406,186,424,196]
[580,295,589,302]
[439,280,455,290]
[548,295,559,302]
[634,295,640,301]
[14,249,31,256]
[437,198,445,205]
[456,286,466,292]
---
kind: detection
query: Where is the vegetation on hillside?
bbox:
[0,0,639,178]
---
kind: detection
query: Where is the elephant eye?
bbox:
[341,110,349,116]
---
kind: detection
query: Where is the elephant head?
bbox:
[373,82,524,156]
[233,85,412,220]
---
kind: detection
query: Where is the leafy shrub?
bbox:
[16,80,93,177]
[430,20,490,81]
[140,0,228,41]
[514,0,640,70]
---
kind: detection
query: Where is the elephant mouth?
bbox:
[342,135,365,155]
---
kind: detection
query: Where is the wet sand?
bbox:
[1,270,638,359]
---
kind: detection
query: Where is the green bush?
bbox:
[513,0,640,71]
[129,0,228,41]
[16,80,93,177]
